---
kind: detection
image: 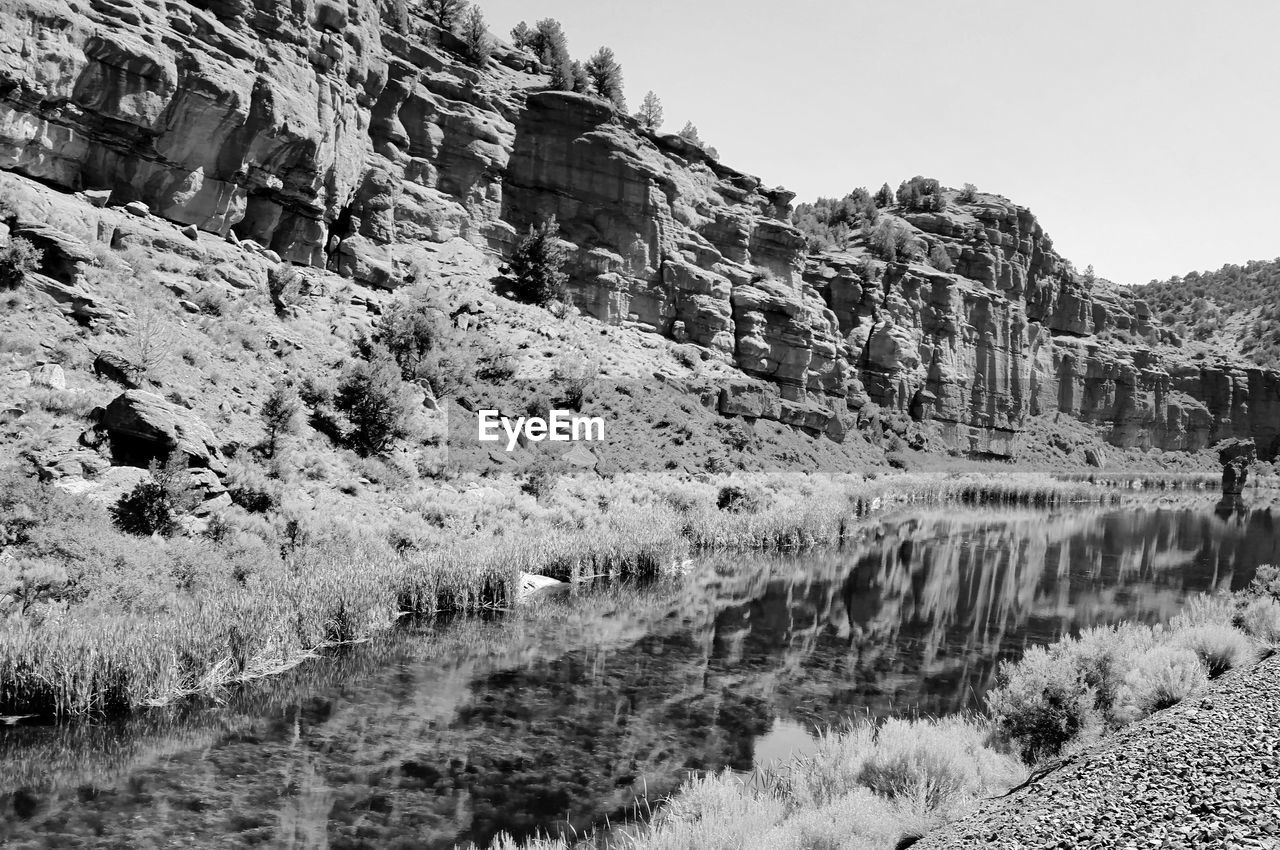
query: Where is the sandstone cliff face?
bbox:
[2,0,1277,458]
[803,199,1280,459]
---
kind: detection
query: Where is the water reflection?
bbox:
[1,503,1276,849]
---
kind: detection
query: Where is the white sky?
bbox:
[477,0,1280,285]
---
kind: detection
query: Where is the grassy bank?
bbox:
[498,568,1280,850]
[0,469,1120,717]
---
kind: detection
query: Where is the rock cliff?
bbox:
[2,0,1277,459]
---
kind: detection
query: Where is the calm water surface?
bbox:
[1,502,1277,848]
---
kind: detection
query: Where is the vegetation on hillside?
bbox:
[1141,258,1280,367]
[793,176,952,254]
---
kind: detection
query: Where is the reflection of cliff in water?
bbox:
[718,505,1279,725]
[1,505,1276,849]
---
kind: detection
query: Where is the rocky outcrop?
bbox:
[101,390,225,472]
[803,198,1280,459]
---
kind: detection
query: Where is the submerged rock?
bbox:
[516,573,567,604]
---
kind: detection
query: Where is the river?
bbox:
[1,501,1276,848]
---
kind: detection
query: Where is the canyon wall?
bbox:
[2,0,1277,457]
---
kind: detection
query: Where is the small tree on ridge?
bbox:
[634,90,663,130]
[584,46,625,110]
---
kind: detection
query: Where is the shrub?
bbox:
[1172,623,1256,678]
[896,176,947,212]
[553,355,597,410]
[1064,624,1155,717]
[583,46,625,110]
[109,455,199,537]
[928,245,953,272]
[1172,594,1237,629]
[521,459,562,500]
[377,296,442,381]
[985,645,1099,763]
[124,303,174,380]
[0,558,70,614]
[1239,597,1280,643]
[226,460,279,514]
[510,217,569,308]
[1250,564,1280,599]
[334,351,413,456]
[716,484,764,513]
[260,380,300,458]
[1113,646,1206,722]
[958,182,978,202]
[865,218,917,263]
[191,286,228,317]
[1,237,41,289]
[857,717,1021,810]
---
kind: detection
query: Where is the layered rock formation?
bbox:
[802,199,1280,458]
[2,0,1277,458]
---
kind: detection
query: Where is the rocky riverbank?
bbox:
[918,653,1280,849]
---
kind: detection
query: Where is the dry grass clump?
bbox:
[1113,646,1206,722]
[1238,597,1280,644]
[1171,624,1257,678]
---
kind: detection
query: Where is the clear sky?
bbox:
[477,0,1280,285]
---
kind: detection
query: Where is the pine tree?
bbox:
[634,90,663,130]
[260,380,301,458]
[510,21,535,50]
[533,18,574,91]
[873,182,894,208]
[423,0,467,32]
[678,121,701,143]
[584,47,625,110]
[335,351,413,457]
[511,217,570,308]
[460,6,490,65]
[569,60,591,94]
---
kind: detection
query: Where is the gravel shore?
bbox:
[918,654,1280,850]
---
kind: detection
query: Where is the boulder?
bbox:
[10,221,96,283]
[123,201,150,218]
[25,273,119,326]
[33,449,111,480]
[54,466,150,505]
[336,237,401,290]
[31,363,66,390]
[93,352,144,388]
[101,390,226,473]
